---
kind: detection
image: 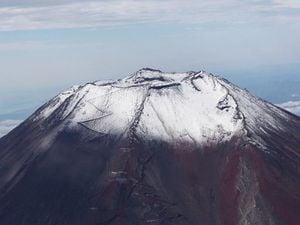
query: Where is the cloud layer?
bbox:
[277,101,300,116]
[0,120,22,138]
[0,0,299,31]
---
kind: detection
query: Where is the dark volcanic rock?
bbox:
[0,69,299,225]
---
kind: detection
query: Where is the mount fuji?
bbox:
[0,68,299,225]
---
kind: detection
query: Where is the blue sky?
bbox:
[0,0,300,135]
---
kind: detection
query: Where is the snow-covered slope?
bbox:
[1,68,300,225]
[33,68,293,147]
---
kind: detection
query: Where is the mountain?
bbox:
[0,68,299,225]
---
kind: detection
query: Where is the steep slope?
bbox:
[0,68,299,225]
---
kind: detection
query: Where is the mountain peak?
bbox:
[30,69,293,150]
[137,67,162,73]
[1,69,300,225]
[34,69,246,146]
[127,68,185,83]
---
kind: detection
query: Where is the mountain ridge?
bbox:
[0,69,299,225]
[28,68,298,149]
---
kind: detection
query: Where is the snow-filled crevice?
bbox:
[217,93,231,111]
[128,87,151,145]
[190,73,203,92]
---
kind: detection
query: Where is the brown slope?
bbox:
[0,118,299,225]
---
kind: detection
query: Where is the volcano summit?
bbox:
[0,69,299,225]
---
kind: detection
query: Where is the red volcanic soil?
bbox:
[220,149,241,225]
[0,122,299,225]
[247,147,300,225]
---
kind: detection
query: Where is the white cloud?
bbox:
[0,0,299,31]
[277,101,300,116]
[0,120,22,138]
[273,0,300,9]
[0,40,104,51]
[0,41,47,51]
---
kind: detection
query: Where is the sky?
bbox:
[0,0,300,137]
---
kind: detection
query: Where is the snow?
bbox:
[138,73,243,144]
[35,68,293,146]
[218,77,292,148]
[71,84,148,136]
[37,85,80,119]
